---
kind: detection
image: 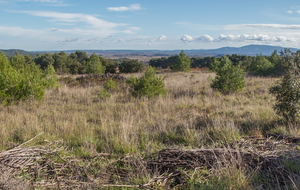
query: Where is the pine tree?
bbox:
[127,66,167,97]
[170,50,191,72]
[211,56,245,94]
[86,54,106,74]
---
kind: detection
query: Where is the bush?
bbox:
[210,56,245,94]
[0,52,58,104]
[104,78,117,90]
[98,89,111,99]
[247,54,274,76]
[269,49,300,123]
[119,59,144,73]
[126,66,167,97]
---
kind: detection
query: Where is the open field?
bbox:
[1,71,300,189]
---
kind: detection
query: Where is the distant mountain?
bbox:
[0,49,37,57]
[64,45,300,57]
[186,45,299,57]
[1,44,299,58]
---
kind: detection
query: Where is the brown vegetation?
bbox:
[0,71,300,189]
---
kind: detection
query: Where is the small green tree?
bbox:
[127,66,167,97]
[269,49,300,123]
[86,54,106,74]
[210,56,245,94]
[170,50,191,72]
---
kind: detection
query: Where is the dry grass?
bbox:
[0,71,282,154]
[1,71,300,189]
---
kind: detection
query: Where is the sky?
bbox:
[1,0,300,51]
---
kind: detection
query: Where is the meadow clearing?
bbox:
[1,70,300,189]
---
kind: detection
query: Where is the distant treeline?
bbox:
[150,50,287,76]
[3,50,145,74]
[1,49,294,76]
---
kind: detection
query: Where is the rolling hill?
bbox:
[1,44,299,58]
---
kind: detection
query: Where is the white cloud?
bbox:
[198,35,214,42]
[107,4,142,12]
[127,27,141,32]
[16,11,123,29]
[0,10,142,49]
[180,35,194,42]
[0,26,45,37]
[225,24,300,30]
[180,34,296,44]
[13,11,142,36]
[158,35,167,40]
[149,35,168,42]
[287,10,293,14]
[218,34,296,42]
[180,34,214,43]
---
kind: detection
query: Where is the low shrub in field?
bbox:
[210,56,245,94]
[127,66,167,98]
[98,89,111,99]
[104,78,117,90]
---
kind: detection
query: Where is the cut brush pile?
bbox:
[1,134,300,189]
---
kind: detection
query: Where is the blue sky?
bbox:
[1,0,300,51]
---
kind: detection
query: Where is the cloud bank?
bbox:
[11,10,142,37]
[180,34,296,43]
[180,35,214,43]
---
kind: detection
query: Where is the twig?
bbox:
[14,132,43,148]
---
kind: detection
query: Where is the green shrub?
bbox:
[247,54,274,76]
[98,89,111,99]
[119,59,144,73]
[210,56,245,94]
[104,78,117,90]
[0,52,58,104]
[126,66,167,98]
[269,49,300,123]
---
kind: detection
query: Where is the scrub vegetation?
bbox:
[1,50,300,189]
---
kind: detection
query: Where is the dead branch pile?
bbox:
[0,145,98,189]
[266,133,300,143]
[1,135,300,189]
[145,147,300,188]
[0,148,48,175]
[147,148,260,173]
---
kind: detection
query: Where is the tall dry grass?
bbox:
[0,71,285,155]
